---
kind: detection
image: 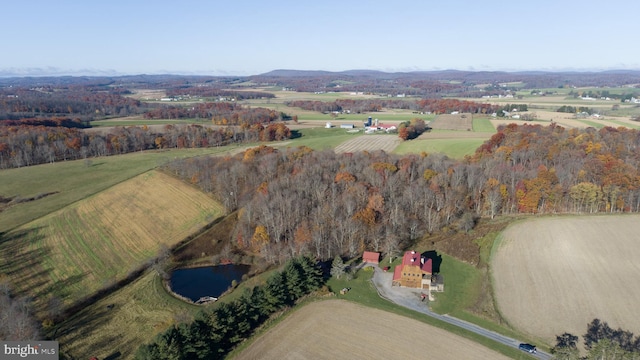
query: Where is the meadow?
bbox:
[0,147,239,233]
[0,170,224,313]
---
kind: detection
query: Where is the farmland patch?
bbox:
[236,300,510,360]
[334,134,401,153]
[0,170,224,312]
[492,215,640,344]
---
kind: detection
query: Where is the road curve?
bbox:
[369,266,552,360]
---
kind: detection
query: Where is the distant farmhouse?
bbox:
[392,250,444,293]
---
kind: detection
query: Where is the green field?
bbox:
[394,138,486,158]
[0,147,240,233]
[287,128,364,150]
[473,117,496,132]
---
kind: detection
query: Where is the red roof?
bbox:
[401,250,432,273]
[362,251,380,264]
[393,264,402,281]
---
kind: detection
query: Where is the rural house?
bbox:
[392,250,433,289]
[362,251,380,264]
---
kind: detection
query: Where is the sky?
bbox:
[2,0,639,76]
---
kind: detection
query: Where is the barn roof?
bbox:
[363,251,380,263]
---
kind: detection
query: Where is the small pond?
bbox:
[169,264,250,303]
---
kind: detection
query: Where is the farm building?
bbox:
[392,251,445,293]
[340,124,355,129]
[362,251,380,264]
[392,250,433,289]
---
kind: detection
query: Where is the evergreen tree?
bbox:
[330,255,346,279]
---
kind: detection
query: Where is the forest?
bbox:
[0,121,291,169]
[164,123,640,265]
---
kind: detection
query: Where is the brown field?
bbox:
[492,215,640,344]
[235,300,510,360]
[490,111,636,129]
[334,134,401,153]
[0,170,224,311]
[429,113,474,131]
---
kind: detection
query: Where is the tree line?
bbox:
[552,319,640,359]
[143,101,288,126]
[285,98,501,115]
[0,122,292,169]
[0,87,146,121]
[135,256,324,360]
[165,123,640,265]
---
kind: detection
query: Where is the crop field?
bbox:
[491,215,640,344]
[235,300,510,360]
[0,170,224,312]
[333,134,401,153]
[428,113,474,131]
[0,147,239,233]
[393,130,492,158]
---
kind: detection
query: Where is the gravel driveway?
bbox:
[368,265,552,359]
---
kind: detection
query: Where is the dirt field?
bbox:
[429,113,474,131]
[492,215,640,344]
[490,111,636,129]
[236,300,510,360]
[334,134,401,153]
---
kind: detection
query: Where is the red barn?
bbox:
[362,251,380,264]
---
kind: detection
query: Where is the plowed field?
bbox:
[334,134,401,153]
[236,300,510,360]
[492,215,640,343]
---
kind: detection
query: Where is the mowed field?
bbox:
[492,215,640,344]
[0,170,224,312]
[334,134,401,153]
[235,300,510,360]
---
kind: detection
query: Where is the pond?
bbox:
[169,264,250,303]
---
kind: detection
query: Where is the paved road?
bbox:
[369,266,552,360]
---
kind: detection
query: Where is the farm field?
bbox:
[0,146,240,233]
[334,134,401,153]
[235,300,510,360]
[0,170,225,312]
[491,215,640,345]
[395,133,491,158]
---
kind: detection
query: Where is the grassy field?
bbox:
[492,215,640,345]
[473,117,497,132]
[0,147,239,233]
[287,128,363,150]
[0,170,225,312]
[54,271,199,360]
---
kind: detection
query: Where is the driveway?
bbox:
[369,265,551,360]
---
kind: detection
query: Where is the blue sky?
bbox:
[2,0,639,76]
